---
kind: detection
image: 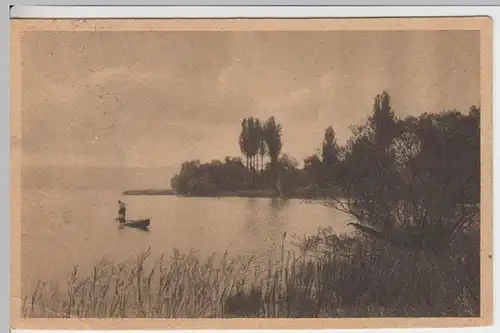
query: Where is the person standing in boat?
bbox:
[117,200,127,223]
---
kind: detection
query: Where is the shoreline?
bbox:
[123,189,176,196]
[122,188,331,200]
[122,189,479,206]
[22,228,480,318]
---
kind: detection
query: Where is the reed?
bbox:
[22,226,479,318]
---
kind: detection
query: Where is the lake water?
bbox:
[21,189,351,294]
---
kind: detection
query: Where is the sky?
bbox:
[19,30,480,189]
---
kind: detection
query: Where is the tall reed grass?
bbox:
[22,226,480,318]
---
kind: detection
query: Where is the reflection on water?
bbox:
[21,189,350,292]
[270,197,290,211]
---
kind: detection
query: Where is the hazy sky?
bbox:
[20,30,480,185]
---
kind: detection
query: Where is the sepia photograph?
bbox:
[10,17,492,329]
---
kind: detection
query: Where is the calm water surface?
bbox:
[21,189,351,293]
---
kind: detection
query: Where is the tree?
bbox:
[246,117,260,172]
[304,154,322,171]
[368,90,399,153]
[170,157,249,195]
[263,117,283,193]
[239,119,251,169]
[263,117,283,163]
[238,117,262,187]
[170,160,201,195]
[279,153,299,171]
[346,108,480,253]
[303,153,324,196]
[258,126,267,173]
[327,93,479,254]
[321,126,341,194]
[278,154,300,196]
[322,126,339,167]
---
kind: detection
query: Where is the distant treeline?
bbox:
[170,91,480,205]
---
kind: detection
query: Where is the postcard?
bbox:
[10,17,493,329]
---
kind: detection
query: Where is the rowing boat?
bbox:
[122,218,151,230]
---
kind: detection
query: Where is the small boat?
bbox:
[122,218,151,230]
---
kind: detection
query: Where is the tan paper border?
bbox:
[10,17,493,330]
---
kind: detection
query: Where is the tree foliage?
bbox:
[171,91,481,248]
[327,93,480,253]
